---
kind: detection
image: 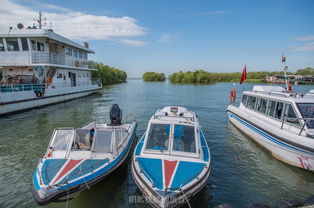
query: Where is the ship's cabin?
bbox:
[240,86,314,137]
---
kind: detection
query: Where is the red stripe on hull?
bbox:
[53,159,82,184]
[164,160,178,189]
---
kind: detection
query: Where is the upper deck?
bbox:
[0,29,96,70]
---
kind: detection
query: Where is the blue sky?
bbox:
[1,0,314,77]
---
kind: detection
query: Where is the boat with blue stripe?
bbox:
[32,104,137,205]
[227,85,314,172]
[131,106,211,208]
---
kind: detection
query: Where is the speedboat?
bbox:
[131,106,211,208]
[32,104,137,205]
[227,85,314,171]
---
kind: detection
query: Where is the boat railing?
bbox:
[0,79,101,93]
[137,161,155,187]
[164,165,206,193]
[252,90,292,98]
[280,116,314,135]
[154,114,195,122]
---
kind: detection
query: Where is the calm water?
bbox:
[0,80,313,208]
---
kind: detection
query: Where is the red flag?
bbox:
[240,65,247,84]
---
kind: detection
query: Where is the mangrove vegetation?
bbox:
[143,72,166,81]
[89,61,127,85]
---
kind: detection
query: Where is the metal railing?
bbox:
[31,52,89,69]
[280,116,314,135]
[0,79,101,93]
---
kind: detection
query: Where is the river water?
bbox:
[0,79,313,208]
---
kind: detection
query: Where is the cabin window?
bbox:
[275,102,284,119]
[37,42,44,52]
[297,103,314,129]
[173,125,196,153]
[247,96,257,109]
[67,48,73,56]
[74,50,78,57]
[284,104,300,127]
[241,95,248,106]
[51,129,73,151]
[145,124,170,151]
[267,100,276,117]
[83,53,87,60]
[6,38,19,51]
[31,40,36,50]
[57,73,63,79]
[0,39,5,51]
[21,38,29,51]
[257,98,268,114]
[79,51,83,58]
[93,130,112,153]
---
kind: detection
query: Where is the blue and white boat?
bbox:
[32,105,137,205]
[227,85,314,172]
[131,106,211,208]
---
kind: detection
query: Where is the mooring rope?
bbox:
[181,189,191,208]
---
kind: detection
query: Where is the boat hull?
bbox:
[32,122,137,205]
[0,87,101,116]
[227,106,314,172]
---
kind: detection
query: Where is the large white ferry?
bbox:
[227,86,314,172]
[0,14,102,116]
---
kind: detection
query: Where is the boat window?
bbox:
[6,38,19,51]
[93,130,112,153]
[247,96,257,109]
[145,124,170,151]
[257,98,268,114]
[284,104,301,127]
[173,125,196,153]
[241,95,248,106]
[0,39,5,51]
[83,53,87,60]
[297,103,314,129]
[275,102,284,119]
[21,38,29,51]
[267,100,276,117]
[31,40,36,51]
[79,51,83,58]
[66,48,72,56]
[37,42,44,52]
[74,129,92,151]
[74,50,78,57]
[51,129,73,151]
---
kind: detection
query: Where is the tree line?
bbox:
[143,72,166,81]
[168,67,314,84]
[89,61,127,85]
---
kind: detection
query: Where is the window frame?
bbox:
[6,38,19,51]
[283,103,301,127]
[21,38,29,51]
[0,38,5,51]
[171,124,198,157]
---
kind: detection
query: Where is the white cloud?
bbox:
[119,39,147,46]
[292,42,314,52]
[158,34,172,43]
[294,35,314,41]
[0,0,146,43]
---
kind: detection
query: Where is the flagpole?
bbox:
[282,54,288,90]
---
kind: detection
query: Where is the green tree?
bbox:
[143,72,166,81]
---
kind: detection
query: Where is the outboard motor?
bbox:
[109,104,122,125]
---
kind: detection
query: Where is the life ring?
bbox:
[230,88,236,104]
[75,61,80,67]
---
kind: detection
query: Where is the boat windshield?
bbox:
[145,124,170,151]
[93,130,112,153]
[75,129,92,150]
[173,125,196,153]
[51,129,73,151]
[297,103,314,129]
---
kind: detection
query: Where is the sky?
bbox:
[0,0,313,77]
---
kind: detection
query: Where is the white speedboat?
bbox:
[227,85,314,172]
[131,106,211,208]
[32,104,137,205]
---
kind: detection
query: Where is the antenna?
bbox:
[282,53,288,90]
[33,12,47,29]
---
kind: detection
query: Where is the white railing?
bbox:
[0,79,101,93]
[31,52,89,69]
